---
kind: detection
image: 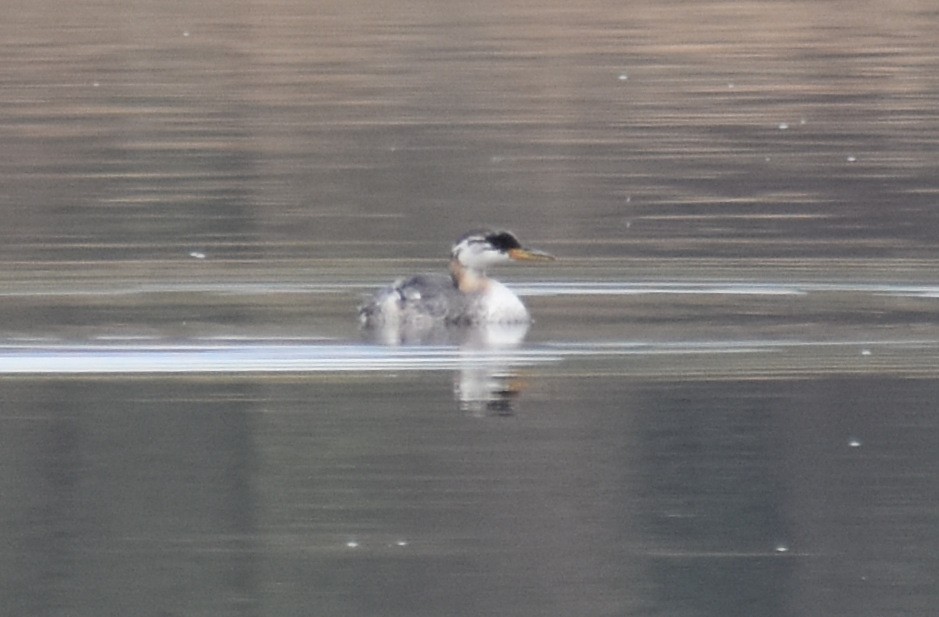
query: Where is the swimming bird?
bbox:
[359,229,554,329]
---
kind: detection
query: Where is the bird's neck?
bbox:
[449,259,490,293]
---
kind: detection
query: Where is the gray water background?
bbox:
[1,1,938,615]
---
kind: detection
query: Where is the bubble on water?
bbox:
[727,83,735,89]
[394,540,408,547]
[778,123,789,130]
[847,156,857,162]
[775,544,789,553]
[848,438,862,448]
[345,540,359,549]
[861,348,871,356]
[800,118,807,125]
[618,73,629,81]
[183,31,191,37]
[189,251,206,259]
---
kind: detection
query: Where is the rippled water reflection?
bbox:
[2,0,938,615]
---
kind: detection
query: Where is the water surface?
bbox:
[1,1,938,616]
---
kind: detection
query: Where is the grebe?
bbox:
[359,229,554,329]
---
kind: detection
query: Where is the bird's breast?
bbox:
[477,281,530,323]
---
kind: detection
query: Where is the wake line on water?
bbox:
[3,281,938,299]
[514,281,939,297]
[0,338,935,375]
[0,343,560,374]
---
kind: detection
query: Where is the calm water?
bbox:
[1,1,938,616]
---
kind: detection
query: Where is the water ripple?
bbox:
[0,342,561,374]
[1,337,936,375]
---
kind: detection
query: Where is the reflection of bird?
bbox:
[359,229,554,329]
